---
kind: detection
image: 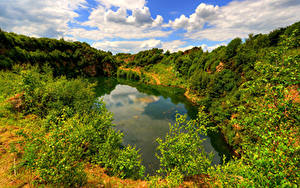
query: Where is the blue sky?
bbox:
[147,0,231,20]
[1,0,300,53]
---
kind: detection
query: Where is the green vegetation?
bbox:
[0,21,299,187]
[0,65,144,186]
[116,22,300,187]
[0,29,117,77]
[156,110,214,183]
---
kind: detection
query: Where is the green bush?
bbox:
[156,109,213,178]
[20,66,95,117]
[1,66,146,184]
[105,146,145,179]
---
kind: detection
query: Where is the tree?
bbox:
[226,38,242,60]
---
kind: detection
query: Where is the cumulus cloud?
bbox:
[167,3,219,31]
[127,7,153,26]
[105,8,128,24]
[152,15,164,27]
[103,7,155,26]
[0,0,86,38]
[78,4,167,40]
[1,0,299,54]
[0,0,166,42]
[169,0,300,41]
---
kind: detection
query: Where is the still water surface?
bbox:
[96,77,230,175]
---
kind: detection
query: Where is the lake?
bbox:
[95,77,230,175]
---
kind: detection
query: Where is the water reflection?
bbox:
[96,78,229,175]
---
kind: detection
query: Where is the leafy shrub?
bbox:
[20,66,95,117]
[105,146,145,179]
[156,109,213,178]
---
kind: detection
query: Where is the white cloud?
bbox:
[92,39,215,54]
[169,0,300,41]
[103,7,155,26]
[0,0,86,38]
[168,15,189,29]
[105,8,128,24]
[78,4,168,40]
[92,39,225,54]
[0,0,167,42]
[68,28,171,41]
[167,3,219,31]
[97,0,146,10]
[165,43,226,53]
[92,39,162,54]
[1,0,299,54]
[201,43,227,52]
[161,40,187,52]
[152,15,164,27]
[128,7,153,26]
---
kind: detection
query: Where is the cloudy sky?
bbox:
[1,0,299,53]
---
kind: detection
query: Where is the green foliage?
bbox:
[0,65,145,186]
[156,109,213,178]
[33,124,87,186]
[126,48,164,67]
[226,38,242,60]
[19,66,95,117]
[117,69,141,81]
[207,69,239,98]
[174,55,192,76]
[189,70,211,91]
[0,30,117,77]
[104,146,145,179]
[208,31,300,187]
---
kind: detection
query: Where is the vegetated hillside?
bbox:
[0,29,117,77]
[0,21,299,187]
[116,21,300,147]
[115,22,300,186]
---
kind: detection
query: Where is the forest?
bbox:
[0,21,299,187]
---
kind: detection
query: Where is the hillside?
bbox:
[0,29,118,77]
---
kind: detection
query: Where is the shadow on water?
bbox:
[94,77,231,175]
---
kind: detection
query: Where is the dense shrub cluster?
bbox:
[206,32,299,187]
[1,66,144,186]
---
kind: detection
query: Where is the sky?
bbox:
[0,0,300,54]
